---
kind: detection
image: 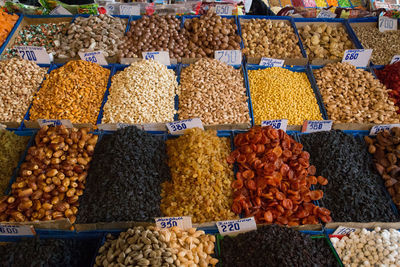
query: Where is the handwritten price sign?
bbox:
[379,16,398,32]
[302,120,333,133]
[259,57,284,67]
[215,50,242,65]
[78,51,108,65]
[370,124,400,135]
[215,5,234,15]
[166,118,203,135]
[0,224,35,237]
[142,51,170,65]
[342,49,372,68]
[15,46,51,64]
[37,119,73,128]
[155,217,192,230]
[216,217,257,235]
[261,119,288,131]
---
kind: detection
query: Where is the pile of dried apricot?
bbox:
[227,126,332,225]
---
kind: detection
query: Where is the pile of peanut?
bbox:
[0,126,97,223]
[0,59,47,123]
[314,62,400,123]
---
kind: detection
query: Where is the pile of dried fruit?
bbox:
[161,128,237,223]
[228,126,331,225]
[375,62,400,114]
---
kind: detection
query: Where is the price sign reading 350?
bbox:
[155,216,192,230]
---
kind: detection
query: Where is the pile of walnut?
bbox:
[365,127,400,211]
[0,125,97,223]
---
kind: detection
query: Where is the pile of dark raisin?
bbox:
[0,236,100,267]
[76,126,170,223]
[298,130,398,222]
[220,225,339,267]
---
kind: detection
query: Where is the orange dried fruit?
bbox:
[317,176,328,185]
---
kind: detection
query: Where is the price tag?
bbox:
[259,57,284,67]
[302,120,333,133]
[0,124,6,130]
[215,4,234,15]
[119,4,140,15]
[15,46,51,64]
[155,217,192,230]
[49,5,72,15]
[78,51,108,65]
[369,124,400,135]
[216,217,257,236]
[37,119,73,128]
[215,50,242,65]
[379,16,398,32]
[317,9,336,18]
[261,119,288,131]
[0,224,35,236]
[142,51,170,65]
[390,55,400,64]
[332,226,358,235]
[342,49,373,68]
[166,118,204,135]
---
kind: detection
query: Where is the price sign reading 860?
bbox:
[302,120,333,133]
[342,49,372,68]
[215,50,242,65]
[217,217,257,235]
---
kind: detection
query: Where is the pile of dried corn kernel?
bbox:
[249,67,323,125]
[29,60,109,124]
[161,128,237,223]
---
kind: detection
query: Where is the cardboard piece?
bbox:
[0,219,72,230]
[24,120,93,130]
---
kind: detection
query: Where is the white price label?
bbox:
[0,124,6,130]
[142,51,170,65]
[317,9,336,18]
[379,16,398,32]
[215,4,234,15]
[166,118,204,135]
[369,124,400,135]
[15,46,51,64]
[49,5,72,15]
[37,119,73,128]
[302,120,333,133]
[259,57,284,67]
[333,226,358,235]
[119,4,140,15]
[342,49,373,68]
[155,217,192,230]
[0,224,35,236]
[117,123,131,129]
[261,119,288,131]
[216,217,257,235]
[78,51,108,65]
[215,50,242,65]
[390,55,400,64]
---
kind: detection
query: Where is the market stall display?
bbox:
[101,60,178,124]
[178,58,250,126]
[0,126,96,223]
[120,15,190,61]
[183,11,241,58]
[2,22,68,59]
[228,126,331,225]
[375,62,400,113]
[297,22,354,63]
[0,130,30,195]
[28,60,109,125]
[0,58,47,125]
[76,126,169,223]
[94,226,218,267]
[0,236,101,266]
[299,130,399,222]
[331,227,400,266]
[161,128,237,223]
[220,225,339,266]
[248,66,323,125]
[351,21,400,65]
[314,62,400,124]
[54,14,127,60]
[240,18,304,63]
[365,128,400,211]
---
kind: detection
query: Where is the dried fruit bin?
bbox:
[347,17,400,67]
[23,63,113,129]
[0,229,104,266]
[0,15,74,59]
[245,64,328,126]
[215,229,343,267]
[1,63,52,130]
[0,13,23,55]
[96,63,180,127]
[178,63,253,130]
[295,130,400,224]
[237,15,308,66]
[293,18,359,66]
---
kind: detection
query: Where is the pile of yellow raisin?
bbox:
[161,128,237,223]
